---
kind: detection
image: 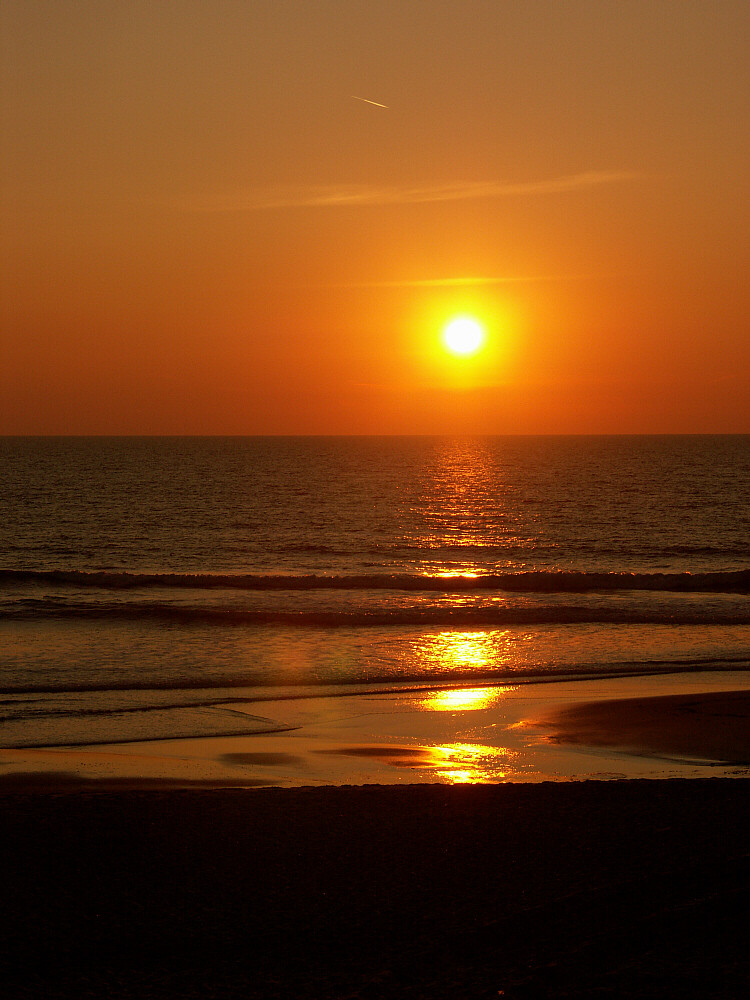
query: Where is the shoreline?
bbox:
[2,670,750,790]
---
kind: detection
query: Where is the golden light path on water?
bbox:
[422,630,497,672]
[298,625,534,783]
[387,621,522,783]
[417,742,520,784]
[388,630,526,782]
[390,439,541,780]
[408,628,534,679]
[403,434,534,578]
[411,683,520,782]
[419,686,510,712]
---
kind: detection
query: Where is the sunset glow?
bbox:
[3,9,750,998]
[2,2,748,433]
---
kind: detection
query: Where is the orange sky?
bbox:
[2,0,748,434]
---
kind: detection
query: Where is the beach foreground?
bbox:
[4,673,750,788]
[2,779,749,999]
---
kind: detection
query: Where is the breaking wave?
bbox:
[3,600,750,627]
[3,568,750,593]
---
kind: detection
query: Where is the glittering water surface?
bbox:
[2,435,749,576]
[1,436,749,748]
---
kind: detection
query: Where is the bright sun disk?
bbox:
[443,317,485,356]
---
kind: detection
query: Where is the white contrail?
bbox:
[351,95,389,109]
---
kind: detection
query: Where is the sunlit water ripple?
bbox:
[1,435,748,747]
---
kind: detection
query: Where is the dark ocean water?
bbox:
[1,436,749,747]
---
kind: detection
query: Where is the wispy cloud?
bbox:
[333,274,591,289]
[187,171,639,212]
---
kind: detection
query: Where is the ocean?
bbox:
[1,435,749,750]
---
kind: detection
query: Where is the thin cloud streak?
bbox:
[188,171,639,212]
[332,274,592,289]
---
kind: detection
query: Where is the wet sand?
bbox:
[1,779,749,999]
[4,673,750,789]
[538,689,750,764]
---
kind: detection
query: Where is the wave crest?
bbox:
[2,568,749,593]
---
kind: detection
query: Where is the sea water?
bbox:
[1,435,749,747]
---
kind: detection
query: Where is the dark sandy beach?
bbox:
[1,777,749,999]
[2,688,750,998]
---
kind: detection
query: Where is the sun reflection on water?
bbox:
[418,686,512,712]
[415,629,505,674]
[407,681,522,781]
[427,569,482,578]
[321,679,527,782]
[403,436,536,577]
[423,742,518,783]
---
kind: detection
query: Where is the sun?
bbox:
[442,317,485,356]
